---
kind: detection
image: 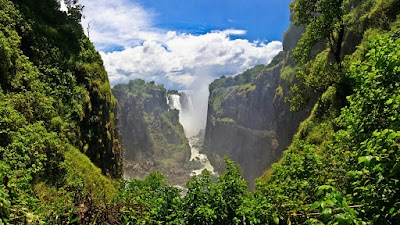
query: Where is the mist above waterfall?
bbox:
[168,75,212,138]
[168,90,208,138]
[182,90,209,138]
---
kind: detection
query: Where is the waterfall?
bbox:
[168,94,182,111]
[167,92,216,176]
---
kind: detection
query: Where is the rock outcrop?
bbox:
[204,24,313,188]
[113,79,191,185]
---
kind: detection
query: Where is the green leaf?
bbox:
[358,156,373,165]
[389,207,395,215]
[382,129,389,135]
[322,208,332,220]
[324,200,335,208]
[387,132,397,140]
[357,156,365,164]
[70,217,80,223]
[372,131,381,137]
[273,217,279,225]
[317,185,334,193]
[395,95,400,103]
[335,213,351,224]
[311,201,320,210]
[385,98,394,105]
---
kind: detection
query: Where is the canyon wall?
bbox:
[204,24,313,188]
[113,80,191,184]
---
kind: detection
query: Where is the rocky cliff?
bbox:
[204,24,312,188]
[0,0,122,178]
[113,79,191,185]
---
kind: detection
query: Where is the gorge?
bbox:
[115,23,309,189]
[2,0,400,223]
[113,80,217,185]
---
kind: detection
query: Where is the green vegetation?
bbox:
[113,78,165,99]
[1,0,400,224]
[280,65,298,83]
[219,117,236,123]
[203,0,400,224]
[208,65,269,123]
[238,83,256,95]
[254,30,400,224]
[114,158,249,224]
[288,0,400,111]
[0,0,121,223]
[209,64,266,91]
[274,85,284,103]
[291,0,345,64]
[113,79,190,183]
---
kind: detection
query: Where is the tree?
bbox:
[287,0,356,111]
[291,0,346,65]
[115,172,182,224]
[338,34,400,223]
[63,0,84,22]
[214,158,249,224]
[183,172,217,224]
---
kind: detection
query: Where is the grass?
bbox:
[218,117,235,123]
[280,65,298,83]
[238,83,256,96]
[274,85,284,102]
[64,147,116,203]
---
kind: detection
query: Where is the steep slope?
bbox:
[5,0,122,177]
[201,0,400,223]
[0,0,121,223]
[204,23,311,188]
[204,0,400,188]
[250,0,400,224]
[113,79,191,185]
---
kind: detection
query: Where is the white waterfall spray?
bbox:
[167,93,216,176]
[168,94,182,111]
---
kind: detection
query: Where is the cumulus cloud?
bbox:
[100,31,282,88]
[80,0,282,88]
[80,0,283,135]
[80,0,162,50]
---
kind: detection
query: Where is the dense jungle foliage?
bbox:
[0,0,399,224]
[0,0,122,223]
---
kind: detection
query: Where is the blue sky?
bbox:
[137,0,292,42]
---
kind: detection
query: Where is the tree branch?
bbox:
[292,204,365,218]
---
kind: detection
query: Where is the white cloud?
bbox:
[80,0,282,89]
[80,0,162,50]
[220,29,247,36]
[100,31,282,88]
[59,0,68,12]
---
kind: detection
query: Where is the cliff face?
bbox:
[0,0,122,178]
[204,25,311,188]
[113,80,191,184]
[0,0,123,220]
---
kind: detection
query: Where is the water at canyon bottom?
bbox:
[168,93,216,176]
[188,136,216,176]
